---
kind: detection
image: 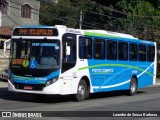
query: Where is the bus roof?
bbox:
[17,25,54,28]
[13,25,155,43]
[15,25,136,39]
[83,30,137,39]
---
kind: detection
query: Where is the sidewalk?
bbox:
[0,80,7,87]
[156,78,160,85]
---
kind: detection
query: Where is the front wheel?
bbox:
[129,77,138,96]
[75,80,88,102]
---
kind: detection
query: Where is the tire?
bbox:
[75,80,88,102]
[129,77,138,96]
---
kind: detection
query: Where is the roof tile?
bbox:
[0,27,12,36]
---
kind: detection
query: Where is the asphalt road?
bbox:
[0,81,160,120]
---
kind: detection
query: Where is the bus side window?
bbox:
[129,43,137,61]
[93,38,105,59]
[79,36,92,59]
[107,40,117,60]
[118,42,128,60]
[139,44,146,61]
[147,46,155,62]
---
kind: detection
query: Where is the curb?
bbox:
[155,82,160,85]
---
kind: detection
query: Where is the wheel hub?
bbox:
[78,85,85,97]
[131,82,136,93]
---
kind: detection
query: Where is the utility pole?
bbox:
[79,10,83,29]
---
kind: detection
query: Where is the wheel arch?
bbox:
[80,76,91,93]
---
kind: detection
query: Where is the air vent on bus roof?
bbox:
[55,25,67,28]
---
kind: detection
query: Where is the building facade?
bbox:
[0,0,40,48]
[0,0,40,27]
[0,0,40,79]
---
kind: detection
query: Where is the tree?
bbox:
[116,0,160,40]
[39,0,160,77]
[40,0,88,28]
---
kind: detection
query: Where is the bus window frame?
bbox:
[93,38,105,60]
[138,44,147,62]
[129,43,138,61]
[79,36,92,59]
[118,41,128,61]
[106,40,117,60]
[147,45,155,62]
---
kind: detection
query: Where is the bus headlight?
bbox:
[45,77,59,87]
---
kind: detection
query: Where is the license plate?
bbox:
[24,86,33,90]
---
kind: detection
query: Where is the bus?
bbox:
[8,25,157,101]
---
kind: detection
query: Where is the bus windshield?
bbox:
[10,39,60,70]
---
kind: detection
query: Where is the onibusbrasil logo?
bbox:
[23,60,29,67]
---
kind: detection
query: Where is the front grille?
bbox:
[10,68,56,77]
[14,82,45,91]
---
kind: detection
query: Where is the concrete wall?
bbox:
[0,12,2,27]
[1,0,40,27]
[0,49,9,71]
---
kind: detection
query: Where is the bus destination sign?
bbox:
[13,28,58,36]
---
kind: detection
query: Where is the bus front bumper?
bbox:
[8,80,61,95]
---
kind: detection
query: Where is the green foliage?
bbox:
[40,0,87,28]
[39,0,160,77]
[115,0,160,78]
[116,0,160,40]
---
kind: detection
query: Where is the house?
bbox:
[0,0,40,48]
[0,0,40,80]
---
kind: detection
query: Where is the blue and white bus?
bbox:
[8,25,157,101]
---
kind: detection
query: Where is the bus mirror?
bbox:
[66,46,71,55]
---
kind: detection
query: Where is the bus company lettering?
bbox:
[92,69,113,73]
[66,29,81,34]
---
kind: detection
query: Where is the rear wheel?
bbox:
[129,77,138,96]
[75,80,88,102]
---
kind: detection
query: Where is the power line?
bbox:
[8,4,39,15]
[41,11,77,22]
[83,10,124,20]
[39,0,160,18]
[4,2,79,26]
[8,0,40,12]
[7,0,159,24]
[1,5,20,25]
[2,0,159,36]
[87,0,160,18]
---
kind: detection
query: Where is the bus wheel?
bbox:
[75,80,88,102]
[129,77,137,96]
